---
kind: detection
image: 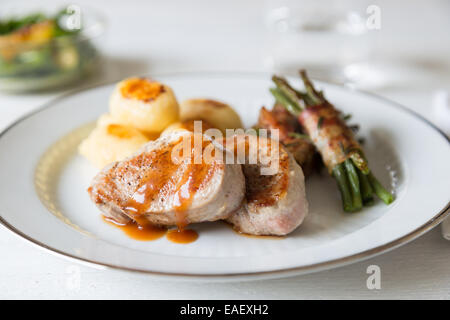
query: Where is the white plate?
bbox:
[0,72,449,281]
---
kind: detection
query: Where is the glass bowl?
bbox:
[0,5,105,92]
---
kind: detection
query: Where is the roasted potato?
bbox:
[179,98,243,133]
[109,77,180,134]
[79,114,150,169]
[161,119,215,136]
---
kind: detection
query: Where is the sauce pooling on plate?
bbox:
[166,228,199,244]
[102,216,199,244]
[102,216,167,241]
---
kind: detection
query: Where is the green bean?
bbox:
[299,70,324,105]
[272,76,305,111]
[344,159,363,211]
[367,172,394,205]
[332,163,354,212]
[269,88,301,116]
[357,167,374,205]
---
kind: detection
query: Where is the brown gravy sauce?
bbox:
[166,228,199,244]
[102,216,199,244]
[102,216,167,241]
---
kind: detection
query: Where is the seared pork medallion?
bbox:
[88,130,245,228]
[225,135,308,236]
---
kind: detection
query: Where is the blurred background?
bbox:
[0,0,449,134]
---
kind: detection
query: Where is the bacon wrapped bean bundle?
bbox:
[270,70,393,212]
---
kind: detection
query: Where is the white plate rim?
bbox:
[0,71,449,281]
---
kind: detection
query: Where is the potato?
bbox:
[109,77,179,134]
[98,113,160,140]
[179,98,243,133]
[161,121,188,135]
[161,119,215,136]
[96,113,118,127]
[79,114,150,169]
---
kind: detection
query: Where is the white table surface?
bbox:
[0,0,449,299]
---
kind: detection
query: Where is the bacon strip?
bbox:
[257,105,316,175]
[298,102,361,172]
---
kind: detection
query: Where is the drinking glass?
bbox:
[265,0,373,85]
